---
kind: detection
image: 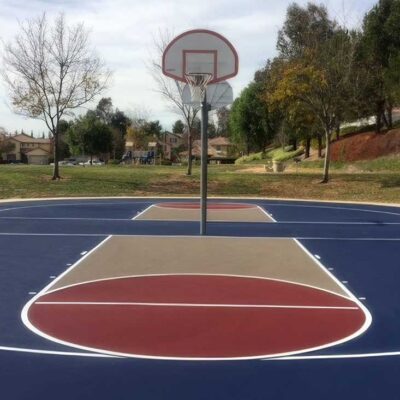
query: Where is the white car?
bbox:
[79,160,105,166]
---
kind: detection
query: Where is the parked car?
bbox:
[79,160,105,166]
[50,160,76,166]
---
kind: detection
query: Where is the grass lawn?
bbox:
[0,163,399,204]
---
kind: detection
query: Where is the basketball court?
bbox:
[0,197,400,398]
[1,27,399,400]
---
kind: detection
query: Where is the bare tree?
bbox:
[148,30,199,175]
[2,13,110,179]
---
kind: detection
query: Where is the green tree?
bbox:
[277,2,336,60]
[110,109,131,159]
[172,120,185,134]
[229,82,278,154]
[268,3,356,182]
[67,114,113,163]
[208,121,218,138]
[358,0,400,132]
[0,139,15,160]
[143,120,163,139]
[57,120,71,160]
[216,107,231,137]
[96,97,114,124]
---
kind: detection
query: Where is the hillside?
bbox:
[331,128,400,162]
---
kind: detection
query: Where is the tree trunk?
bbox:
[292,138,297,151]
[317,135,323,158]
[386,104,393,129]
[335,123,340,141]
[382,110,389,131]
[51,131,61,180]
[187,132,193,176]
[90,154,93,165]
[321,130,331,184]
[305,138,311,159]
[376,100,385,133]
[386,103,393,129]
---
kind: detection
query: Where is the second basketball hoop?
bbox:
[162,29,238,235]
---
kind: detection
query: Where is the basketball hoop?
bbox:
[184,73,213,105]
[163,29,238,236]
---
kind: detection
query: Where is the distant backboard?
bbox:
[182,81,233,109]
[162,29,238,84]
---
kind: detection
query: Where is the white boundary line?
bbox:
[35,301,359,310]
[1,199,399,219]
[0,195,398,208]
[19,235,118,359]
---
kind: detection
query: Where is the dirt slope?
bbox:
[331,128,400,162]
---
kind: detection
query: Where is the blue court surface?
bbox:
[0,197,400,399]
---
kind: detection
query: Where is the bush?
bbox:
[160,159,172,166]
[265,147,304,162]
[235,152,265,164]
[107,159,120,165]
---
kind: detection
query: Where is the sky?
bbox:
[0,0,377,136]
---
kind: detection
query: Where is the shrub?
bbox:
[160,159,172,166]
[235,152,265,164]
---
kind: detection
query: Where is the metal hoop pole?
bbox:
[200,90,208,236]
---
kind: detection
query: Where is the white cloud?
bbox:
[0,0,376,134]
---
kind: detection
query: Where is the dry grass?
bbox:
[0,164,399,204]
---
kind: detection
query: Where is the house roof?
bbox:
[12,133,51,144]
[180,142,216,158]
[208,136,231,146]
[25,147,50,155]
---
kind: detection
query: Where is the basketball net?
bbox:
[184,73,213,105]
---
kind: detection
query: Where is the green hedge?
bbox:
[235,152,265,164]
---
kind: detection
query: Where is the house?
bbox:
[180,136,237,164]
[124,132,184,162]
[208,136,237,163]
[5,133,52,164]
[160,132,184,160]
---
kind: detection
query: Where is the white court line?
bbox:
[1,199,399,218]
[2,199,399,222]
[131,204,155,220]
[0,346,116,358]
[22,270,365,361]
[0,201,143,214]
[258,207,373,362]
[264,202,400,218]
[271,351,400,360]
[19,235,116,358]
[260,221,400,225]
[0,200,386,360]
[0,232,399,241]
[0,216,137,221]
[35,301,359,310]
[41,272,355,302]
